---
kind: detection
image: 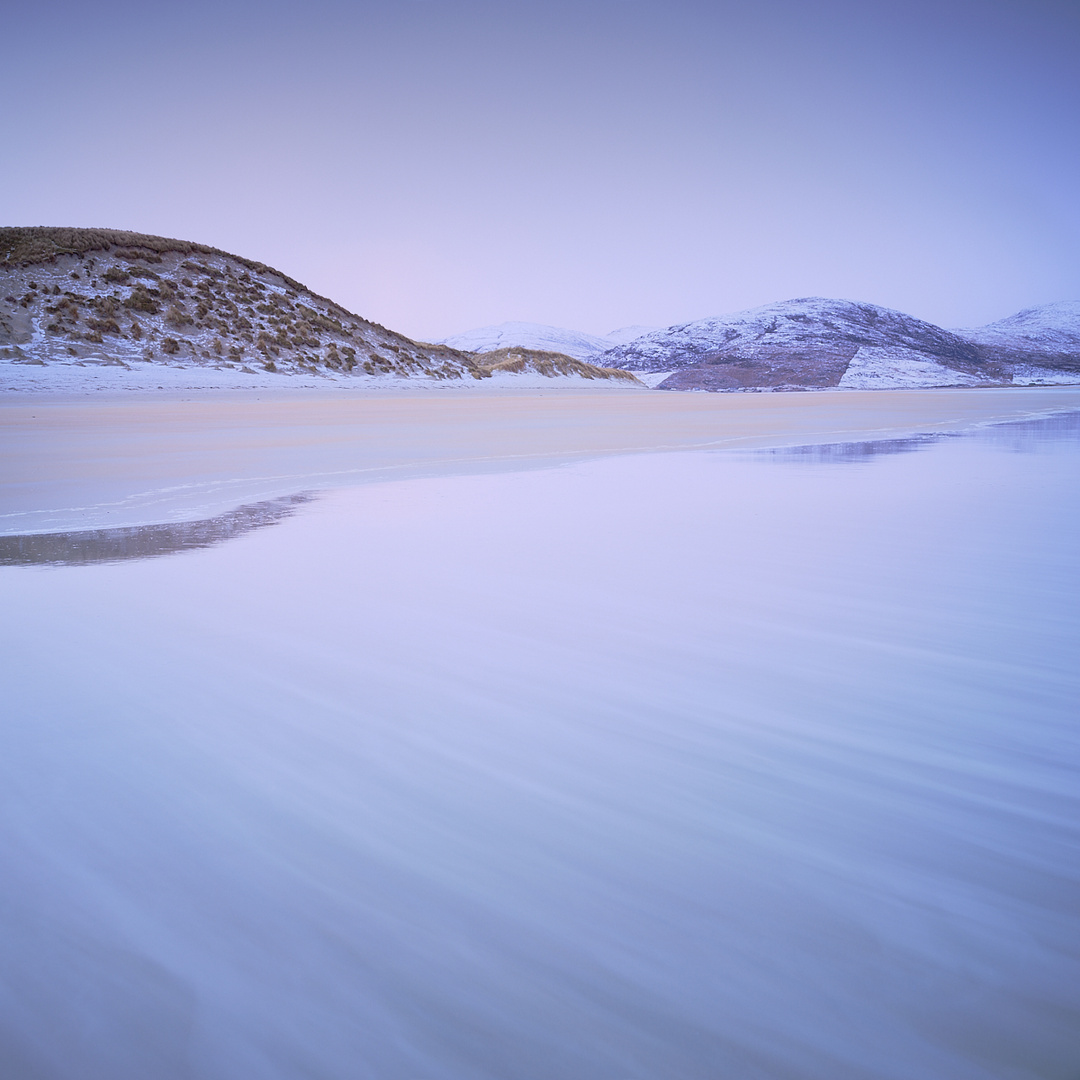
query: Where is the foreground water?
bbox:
[1,416,1078,1079]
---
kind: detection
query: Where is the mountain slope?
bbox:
[952,302,1080,375]
[603,324,661,345]
[8,230,1075,393]
[595,298,1007,390]
[0,227,475,380]
[438,321,616,360]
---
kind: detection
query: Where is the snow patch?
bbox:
[1007,365,1080,386]
[839,347,984,389]
[440,322,613,360]
[632,370,676,388]
[604,325,660,345]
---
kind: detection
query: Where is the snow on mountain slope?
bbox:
[598,298,999,390]
[952,302,1080,374]
[9,227,1073,394]
[603,325,660,345]
[438,322,614,360]
[955,301,1080,346]
[838,347,986,389]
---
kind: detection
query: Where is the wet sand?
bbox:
[3,385,1080,533]
[2,420,1078,1078]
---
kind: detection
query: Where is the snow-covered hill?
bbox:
[7,229,1075,394]
[952,302,1080,377]
[438,321,617,360]
[439,321,658,359]
[594,298,1079,390]
[0,228,482,384]
[595,299,992,389]
[603,324,661,345]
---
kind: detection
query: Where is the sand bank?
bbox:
[3,385,1080,533]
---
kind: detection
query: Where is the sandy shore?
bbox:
[3,385,1080,533]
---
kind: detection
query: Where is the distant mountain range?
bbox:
[450,300,1080,389]
[438,322,616,360]
[596,299,1080,389]
[439,322,663,359]
[3,228,1077,391]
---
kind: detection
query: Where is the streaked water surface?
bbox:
[1,414,1077,1079]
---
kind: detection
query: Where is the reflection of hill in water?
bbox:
[754,410,1080,465]
[972,409,1080,451]
[0,493,314,567]
[757,436,942,465]
[4,412,1079,568]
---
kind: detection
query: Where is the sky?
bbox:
[3,0,1079,340]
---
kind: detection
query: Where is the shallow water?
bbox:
[0,494,314,567]
[6,386,1080,535]
[1,416,1078,1079]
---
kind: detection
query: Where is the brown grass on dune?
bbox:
[474,347,641,383]
[0,227,423,342]
[0,227,307,288]
[0,228,490,377]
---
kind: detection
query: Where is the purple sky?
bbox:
[4,0,1078,340]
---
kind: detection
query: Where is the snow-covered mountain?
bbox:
[0,228,480,382]
[6,229,1075,393]
[438,321,617,360]
[439,321,659,359]
[952,302,1080,376]
[594,298,1079,390]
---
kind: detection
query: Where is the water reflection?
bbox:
[755,409,1080,464]
[756,435,943,464]
[5,411,1079,568]
[971,408,1080,452]
[2,415,1079,1078]
[0,493,315,567]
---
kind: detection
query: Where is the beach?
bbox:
[4,384,1080,533]
[1,388,1078,1078]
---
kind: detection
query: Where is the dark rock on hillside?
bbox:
[656,345,857,391]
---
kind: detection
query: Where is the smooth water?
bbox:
[1,416,1078,1079]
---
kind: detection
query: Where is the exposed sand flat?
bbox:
[3,385,1080,533]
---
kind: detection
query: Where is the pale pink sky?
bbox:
[4,0,1079,340]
